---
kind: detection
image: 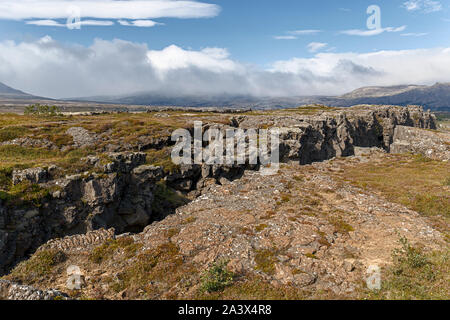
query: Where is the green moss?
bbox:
[182,216,197,224]
[305,253,318,260]
[201,260,235,293]
[410,193,450,218]
[328,216,354,234]
[254,248,278,275]
[413,154,432,163]
[196,274,306,300]
[0,167,13,190]
[8,249,66,284]
[108,242,188,298]
[255,224,268,232]
[146,147,180,174]
[0,126,30,142]
[280,194,291,203]
[0,181,51,208]
[89,237,142,264]
[166,228,181,238]
[0,145,58,162]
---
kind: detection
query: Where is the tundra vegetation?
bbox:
[0,105,448,300]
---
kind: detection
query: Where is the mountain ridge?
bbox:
[0,81,449,111]
[0,81,47,100]
[70,82,450,111]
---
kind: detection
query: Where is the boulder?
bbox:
[12,167,48,185]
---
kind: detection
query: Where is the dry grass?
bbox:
[6,249,66,285]
[335,154,450,219]
[367,237,450,300]
[196,274,306,300]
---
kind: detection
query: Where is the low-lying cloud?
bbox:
[0,37,449,99]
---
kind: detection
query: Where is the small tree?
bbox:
[24,103,62,117]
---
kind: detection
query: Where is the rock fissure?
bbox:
[0,105,438,275]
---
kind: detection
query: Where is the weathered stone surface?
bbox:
[1,137,57,149]
[38,228,115,253]
[390,126,450,161]
[0,280,68,300]
[103,152,147,173]
[66,127,96,147]
[12,167,48,185]
[234,105,436,164]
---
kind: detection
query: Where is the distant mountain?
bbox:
[329,83,450,111]
[1,81,449,111]
[0,81,46,100]
[0,82,28,95]
[72,93,325,109]
[72,83,450,111]
[339,85,427,99]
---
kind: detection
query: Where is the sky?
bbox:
[0,0,449,99]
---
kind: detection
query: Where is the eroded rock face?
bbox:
[235,105,436,164]
[0,153,163,275]
[390,126,450,161]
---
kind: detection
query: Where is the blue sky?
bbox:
[0,0,449,98]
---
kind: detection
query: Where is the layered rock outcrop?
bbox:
[0,154,163,275]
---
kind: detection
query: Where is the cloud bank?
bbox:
[0,0,220,27]
[0,37,449,99]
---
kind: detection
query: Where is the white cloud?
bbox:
[81,20,115,26]
[26,19,115,27]
[341,25,407,36]
[146,45,241,75]
[118,20,161,27]
[0,0,220,26]
[26,19,65,27]
[288,30,322,35]
[0,37,449,98]
[401,32,428,36]
[307,42,328,53]
[403,0,442,13]
[273,36,297,40]
[274,30,322,40]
